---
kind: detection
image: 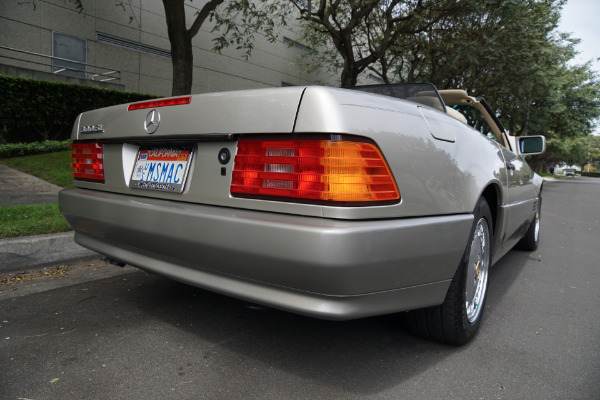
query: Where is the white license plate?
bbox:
[130,146,194,193]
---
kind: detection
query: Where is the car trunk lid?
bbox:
[74,86,307,141]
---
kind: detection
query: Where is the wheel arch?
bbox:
[479,183,502,255]
[480,184,499,229]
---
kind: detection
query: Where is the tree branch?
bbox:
[188,0,224,38]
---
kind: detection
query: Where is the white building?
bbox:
[0,0,334,95]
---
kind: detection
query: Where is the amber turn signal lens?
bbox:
[231,138,400,205]
[70,143,104,182]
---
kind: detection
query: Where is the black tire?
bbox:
[515,197,541,251]
[405,197,493,345]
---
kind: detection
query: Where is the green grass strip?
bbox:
[0,203,71,239]
[2,150,74,188]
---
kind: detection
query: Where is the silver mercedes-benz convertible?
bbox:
[59,83,545,344]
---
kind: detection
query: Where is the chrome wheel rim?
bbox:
[465,218,490,324]
[533,210,540,243]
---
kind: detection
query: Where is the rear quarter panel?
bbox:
[294,87,506,220]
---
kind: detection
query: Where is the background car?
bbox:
[565,168,576,177]
[59,83,544,345]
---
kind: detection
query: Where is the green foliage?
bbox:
[0,203,71,239]
[0,140,71,159]
[547,136,588,166]
[18,0,598,171]
[0,75,155,142]
[0,150,74,238]
[547,135,600,168]
[581,172,600,177]
[211,0,287,60]
[289,0,461,87]
[298,0,599,171]
[589,136,600,164]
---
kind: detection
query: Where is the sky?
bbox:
[558,0,600,71]
[557,0,600,135]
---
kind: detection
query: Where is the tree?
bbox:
[27,0,286,96]
[360,0,600,171]
[588,136,600,169]
[164,0,224,96]
[288,0,464,87]
[166,0,286,95]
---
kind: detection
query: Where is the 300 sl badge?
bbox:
[80,124,104,134]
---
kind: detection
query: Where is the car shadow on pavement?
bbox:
[0,266,459,398]
[1,250,536,399]
[116,271,454,395]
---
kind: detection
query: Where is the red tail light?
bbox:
[231,137,400,205]
[70,143,104,182]
[127,97,191,111]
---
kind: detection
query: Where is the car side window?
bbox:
[452,105,499,144]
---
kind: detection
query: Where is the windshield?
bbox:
[348,83,446,113]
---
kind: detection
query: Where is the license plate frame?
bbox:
[130,145,194,193]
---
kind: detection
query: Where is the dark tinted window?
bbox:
[348,83,446,112]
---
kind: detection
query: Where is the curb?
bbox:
[0,232,98,273]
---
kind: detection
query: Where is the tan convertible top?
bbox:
[439,89,510,148]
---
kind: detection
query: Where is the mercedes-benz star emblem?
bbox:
[144,109,160,134]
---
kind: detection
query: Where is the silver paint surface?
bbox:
[60,86,542,318]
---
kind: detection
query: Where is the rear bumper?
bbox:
[59,188,473,320]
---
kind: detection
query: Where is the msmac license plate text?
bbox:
[130,146,194,193]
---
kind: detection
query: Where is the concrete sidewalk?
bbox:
[0,163,97,271]
[0,163,63,206]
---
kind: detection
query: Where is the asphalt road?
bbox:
[1,177,599,400]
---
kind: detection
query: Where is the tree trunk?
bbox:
[163,0,194,96]
[170,35,194,96]
[341,67,358,87]
[340,54,358,87]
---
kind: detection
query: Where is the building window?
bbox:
[96,33,171,58]
[52,32,87,78]
[283,37,317,55]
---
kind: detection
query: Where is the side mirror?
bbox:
[516,136,545,155]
